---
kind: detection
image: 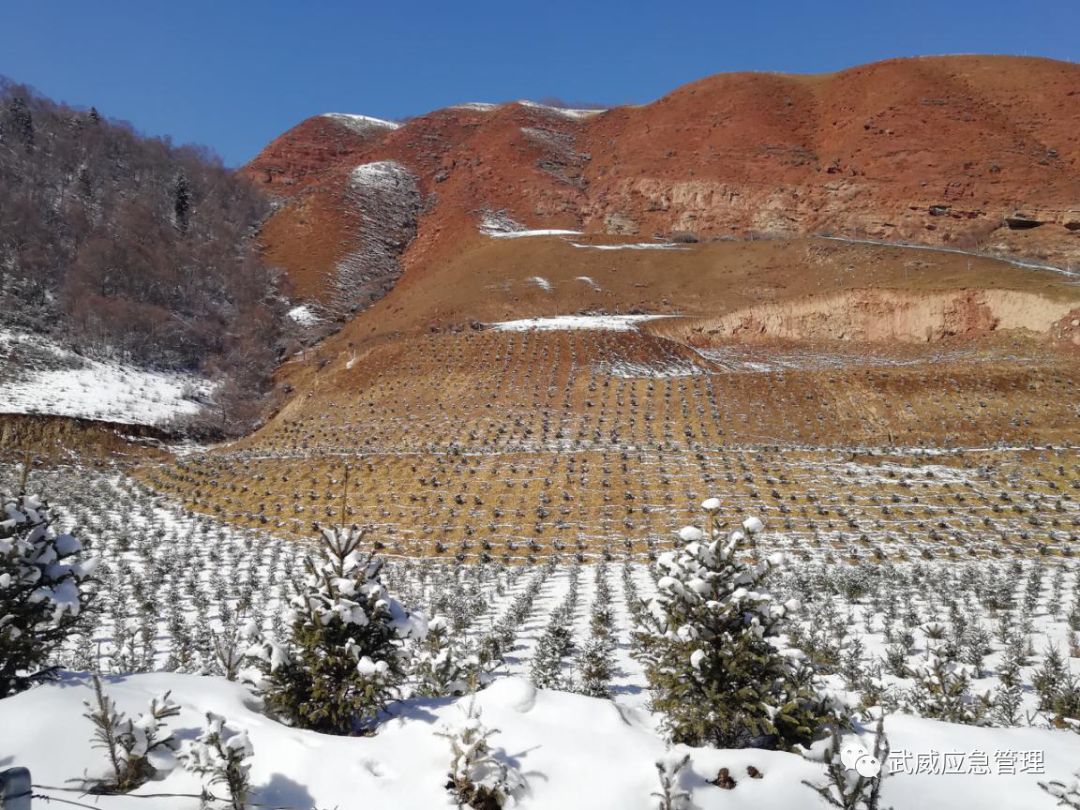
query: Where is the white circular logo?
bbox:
[839,741,882,777]
[854,754,882,777]
[840,742,868,770]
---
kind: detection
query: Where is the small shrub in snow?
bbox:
[246,525,425,734]
[1042,769,1080,808]
[414,616,474,697]
[1033,644,1080,721]
[652,752,692,809]
[575,635,615,698]
[802,715,890,810]
[181,712,253,810]
[639,503,832,749]
[82,674,180,793]
[210,611,249,682]
[529,567,579,690]
[993,643,1024,726]
[906,655,987,725]
[0,492,96,697]
[439,700,525,809]
[575,564,616,697]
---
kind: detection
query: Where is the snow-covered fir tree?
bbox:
[414,615,473,697]
[244,525,425,734]
[802,715,890,810]
[1041,769,1080,809]
[992,642,1024,726]
[637,500,832,749]
[529,567,578,690]
[0,491,96,697]
[575,635,614,698]
[906,655,986,725]
[439,700,525,809]
[652,752,692,810]
[576,563,617,697]
[82,674,180,793]
[181,712,254,810]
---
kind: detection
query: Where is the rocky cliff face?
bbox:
[243,55,1080,317]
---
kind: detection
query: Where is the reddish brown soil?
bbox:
[243,55,1080,312]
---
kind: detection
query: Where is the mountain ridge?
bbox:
[244,54,1080,320]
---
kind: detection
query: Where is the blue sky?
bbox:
[2,0,1077,166]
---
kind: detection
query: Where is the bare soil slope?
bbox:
[245,55,1080,316]
[143,236,1080,555]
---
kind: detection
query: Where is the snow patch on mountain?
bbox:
[0,330,211,426]
[569,241,687,251]
[493,228,583,239]
[449,101,605,119]
[320,112,400,135]
[349,160,414,192]
[487,315,672,332]
[451,102,501,111]
[479,210,581,239]
[326,162,421,319]
[517,100,607,119]
[286,305,322,327]
[597,359,704,378]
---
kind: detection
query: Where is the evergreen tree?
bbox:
[638,502,831,749]
[575,635,614,698]
[2,94,34,148]
[413,615,471,697]
[0,491,96,697]
[907,655,986,725]
[438,700,525,810]
[245,526,425,735]
[1041,769,1080,809]
[529,613,572,690]
[529,568,579,690]
[82,674,180,793]
[1033,644,1069,712]
[992,642,1024,726]
[181,712,253,810]
[802,715,891,810]
[651,753,691,810]
[173,172,191,233]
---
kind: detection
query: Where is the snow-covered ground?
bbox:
[451,101,501,112]
[490,229,584,239]
[448,100,606,119]
[3,465,1080,809]
[320,112,400,135]
[568,241,688,251]
[596,358,703,378]
[10,672,1076,810]
[479,211,581,239]
[349,160,414,192]
[286,305,322,327]
[0,330,211,426]
[487,315,673,332]
[517,100,607,119]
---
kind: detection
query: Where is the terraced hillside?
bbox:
[141,236,1080,559]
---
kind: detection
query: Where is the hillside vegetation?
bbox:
[0,79,287,435]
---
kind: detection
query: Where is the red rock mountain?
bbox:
[244,55,1080,315]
